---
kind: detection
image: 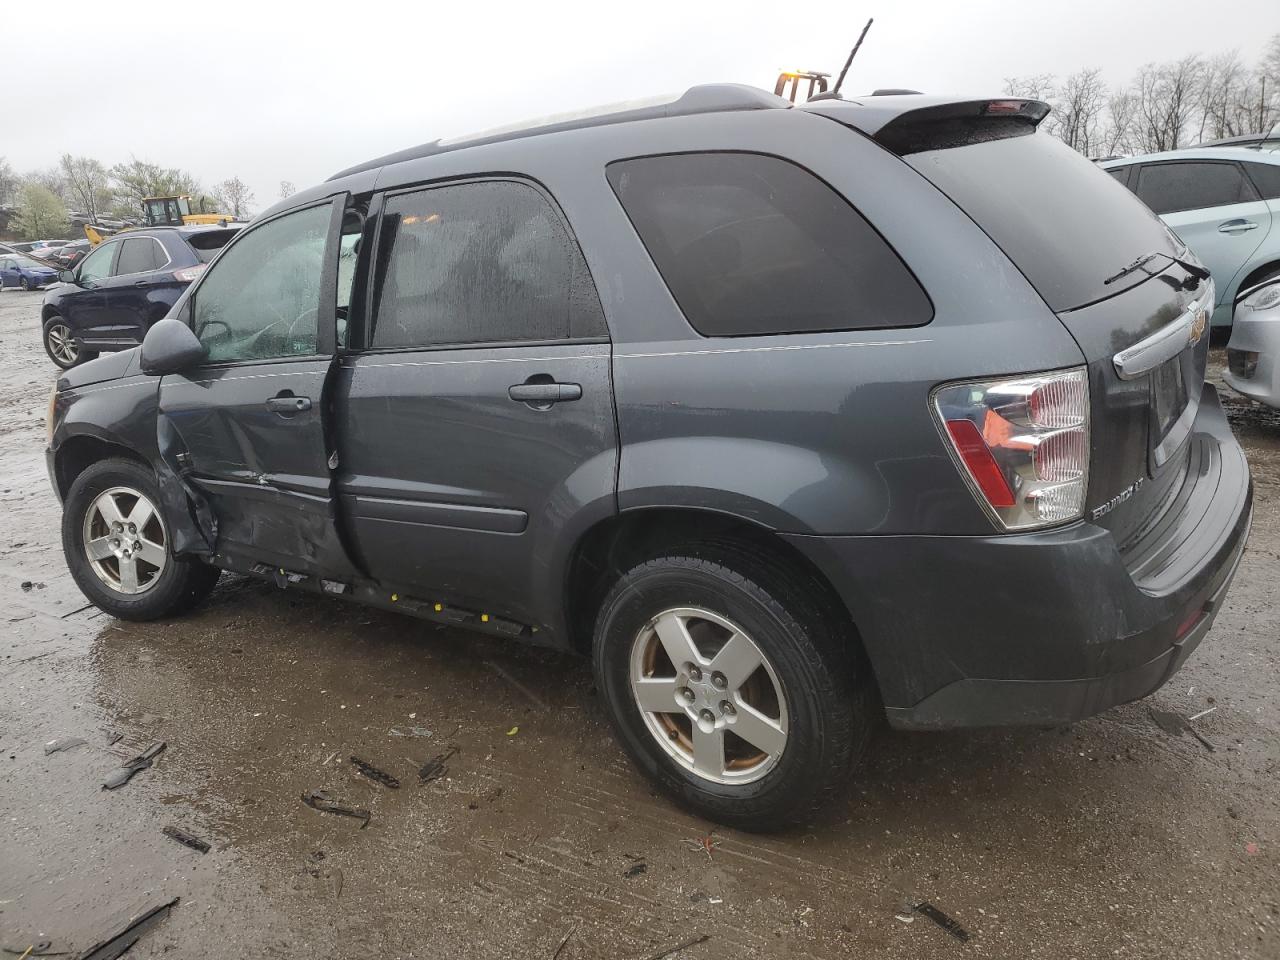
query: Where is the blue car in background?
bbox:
[39,225,239,368]
[0,254,60,291]
[1102,148,1280,327]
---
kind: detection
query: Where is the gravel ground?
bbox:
[1,287,1277,959]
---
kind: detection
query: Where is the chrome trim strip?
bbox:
[1112,283,1214,381]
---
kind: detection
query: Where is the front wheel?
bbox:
[20,277,31,291]
[593,549,875,831]
[62,458,220,621]
[43,317,94,369]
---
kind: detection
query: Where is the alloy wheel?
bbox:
[46,323,78,366]
[629,606,789,785]
[81,486,168,595]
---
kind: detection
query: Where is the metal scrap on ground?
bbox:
[1149,706,1217,752]
[161,826,210,854]
[913,901,971,944]
[638,933,711,960]
[301,789,371,828]
[74,897,178,960]
[350,755,401,789]
[418,746,459,784]
[101,742,166,790]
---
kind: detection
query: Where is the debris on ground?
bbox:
[551,921,579,959]
[161,826,211,854]
[1149,707,1216,752]
[104,731,122,746]
[639,933,711,960]
[388,726,432,738]
[301,789,371,828]
[350,755,400,789]
[911,901,971,944]
[0,938,73,956]
[623,861,647,878]
[101,742,166,790]
[506,726,519,737]
[306,852,344,900]
[418,746,459,784]
[20,581,44,592]
[43,737,86,755]
[75,897,178,960]
[681,832,720,860]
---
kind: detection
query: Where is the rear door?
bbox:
[1132,160,1272,321]
[157,197,357,578]
[334,177,616,629]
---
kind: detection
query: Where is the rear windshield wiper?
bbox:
[1105,250,1211,286]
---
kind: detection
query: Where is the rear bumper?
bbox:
[784,384,1252,729]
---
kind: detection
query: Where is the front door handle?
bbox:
[133,279,152,287]
[266,394,312,416]
[508,381,582,405]
[1218,219,1259,234]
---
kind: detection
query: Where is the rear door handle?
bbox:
[266,394,312,415]
[508,382,582,405]
[1218,219,1259,234]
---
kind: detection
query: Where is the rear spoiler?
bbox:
[802,97,1051,155]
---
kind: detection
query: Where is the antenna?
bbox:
[832,18,874,97]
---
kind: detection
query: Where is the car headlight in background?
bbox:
[933,368,1090,531]
[1237,279,1280,314]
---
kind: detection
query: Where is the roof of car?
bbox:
[1101,146,1280,166]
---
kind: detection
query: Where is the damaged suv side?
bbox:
[47,85,1252,830]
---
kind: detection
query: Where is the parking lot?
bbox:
[1,287,1277,958]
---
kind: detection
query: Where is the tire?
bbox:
[20,276,31,291]
[43,316,94,369]
[593,547,875,831]
[61,458,220,621]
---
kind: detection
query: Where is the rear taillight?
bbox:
[172,265,206,283]
[933,368,1089,531]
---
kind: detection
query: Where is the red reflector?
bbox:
[1175,606,1204,640]
[985,99,1025,114]
[946,419,1016,507]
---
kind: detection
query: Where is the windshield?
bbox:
[14,257,45,269]
[905,131,1179,312]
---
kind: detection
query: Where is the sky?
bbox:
[3,0,1277,212]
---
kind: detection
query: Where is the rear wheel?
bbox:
[62,458,220,620]
[43,317,93,369]
[593,548,875,831]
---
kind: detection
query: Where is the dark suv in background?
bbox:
[45,86,1252,829]
[40,225,239,368]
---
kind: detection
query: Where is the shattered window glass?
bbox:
[193,204,330,363]
[370,180,604,349]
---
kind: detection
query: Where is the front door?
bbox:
[157,197,357,578]
[93,236,171,344]
[333,178,617,630]
[1134,159,1273,324]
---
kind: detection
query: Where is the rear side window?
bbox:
[1245,162,1280,200]
[1134,161,1259,215]
[607,152,931,336]
[1106,166,1131,186]
[369,179,605,349]
[115,237,164,275]
[186,228,240,263]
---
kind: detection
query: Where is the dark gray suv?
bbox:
[46,86,1252,829]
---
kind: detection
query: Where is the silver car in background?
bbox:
[1225,278,1280,407]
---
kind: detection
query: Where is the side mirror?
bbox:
[58,269,75,284]
[140,318,207,375]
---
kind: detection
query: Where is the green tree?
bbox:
[14,184,69,239]
[0,157,18,209]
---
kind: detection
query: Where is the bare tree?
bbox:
[279,180,296,199]
[213,177,255,219]
[59,154,110,224]
[0,157,18,209]
[1132,56,1203,152]
[1004,73,1057,102]
[1103,90,1139,155]
[1056,68,1108,155]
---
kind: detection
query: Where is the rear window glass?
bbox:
[186,228,241,263]
[607,152,932,336]
[907,133,1178,312]
[1245,161,1280,200]
[1135,161,1258,215]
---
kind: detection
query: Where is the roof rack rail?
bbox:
[327,84,789,182]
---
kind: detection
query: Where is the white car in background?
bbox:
[1225,278,1280,408]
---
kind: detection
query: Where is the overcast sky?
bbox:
[4,0,1276,211]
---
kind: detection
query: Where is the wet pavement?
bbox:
[1,287,1277,959]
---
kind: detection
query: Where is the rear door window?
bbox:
[1134,161,1259,215]
[607,152,931,336]
[369,179,605,349]
[114,237,164,275]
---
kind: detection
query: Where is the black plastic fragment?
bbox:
[914,901,971,943]
[162,826,211,854]
[418,746,459,784]
[350,755,400,789]
[75,897,178,960]
[102,742,166,790]
[301,789,371,828]
[623,861,647,878]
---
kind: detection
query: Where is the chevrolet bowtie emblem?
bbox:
[1189,307,1207,346]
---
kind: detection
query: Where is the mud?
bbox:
[1,287,1277,958]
